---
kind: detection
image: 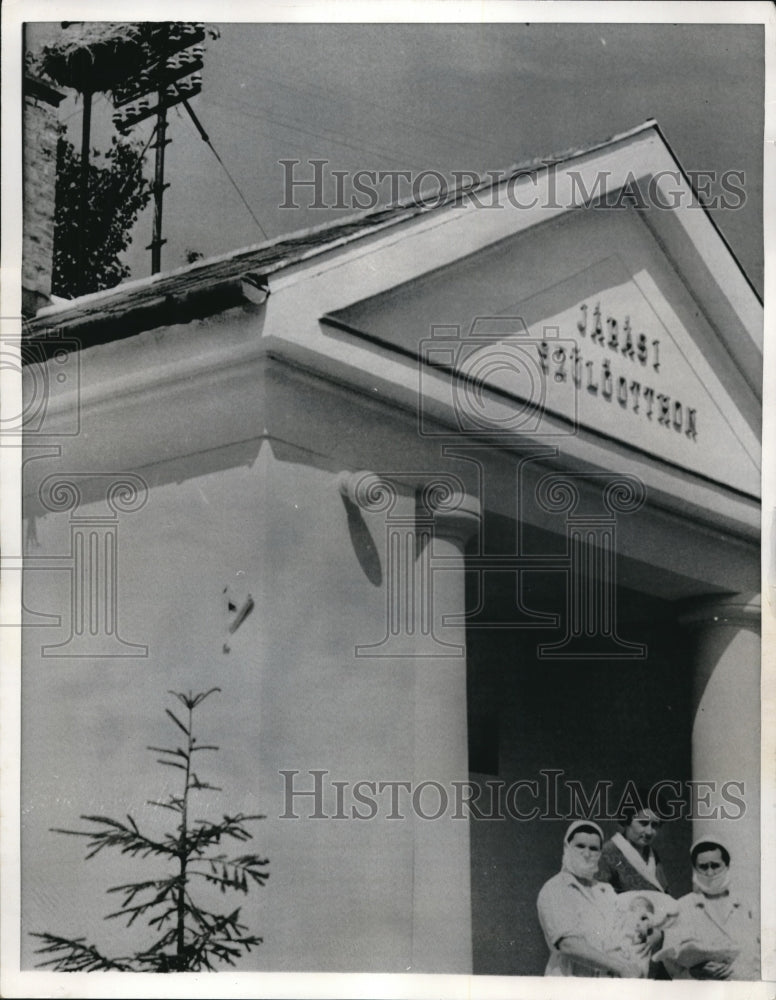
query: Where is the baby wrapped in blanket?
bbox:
[607,891,679,977]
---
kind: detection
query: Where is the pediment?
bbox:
[324,199,761,500]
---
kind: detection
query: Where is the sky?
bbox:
[26,19,765,295]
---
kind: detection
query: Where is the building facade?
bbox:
[20,122,761,974]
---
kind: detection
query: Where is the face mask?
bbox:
[563,842,599,881]
[693,866,731,897]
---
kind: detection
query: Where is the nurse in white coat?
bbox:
[659,839,759,980]
[536,820,644,977]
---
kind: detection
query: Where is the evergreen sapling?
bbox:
[32,688,269,972]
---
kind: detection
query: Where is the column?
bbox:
[339,470,480,971]
[411,481,480,972]
[680,594,760,906]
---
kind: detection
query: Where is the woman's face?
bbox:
[623,810,662,849]
[694,847,726,874]
[568,831,602,864]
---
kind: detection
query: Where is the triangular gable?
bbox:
[321,126,761,501]
[22,123,762,510]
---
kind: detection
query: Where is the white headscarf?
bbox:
[691,838,731,897]
[562,820,604,882]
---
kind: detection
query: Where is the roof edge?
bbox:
[25,117,761,344]
[29,119,663,328]
[648,119,762,307]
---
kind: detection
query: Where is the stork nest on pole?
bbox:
[40,23,157,94]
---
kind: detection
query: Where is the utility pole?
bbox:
[148,93,170,274]
[109,23,207,276]
[38,22,211,291]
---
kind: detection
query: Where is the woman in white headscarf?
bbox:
[536,820,646,977]
[657,839,760,980]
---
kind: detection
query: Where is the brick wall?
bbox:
[23,76,64,317]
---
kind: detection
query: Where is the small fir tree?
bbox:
[31,688,269,972]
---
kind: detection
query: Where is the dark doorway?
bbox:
[465,521,694,975]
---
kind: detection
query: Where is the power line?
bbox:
[196,101,334,161]
[224,53,510,158]
[177,94,268,242]
[204,96,430,173]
